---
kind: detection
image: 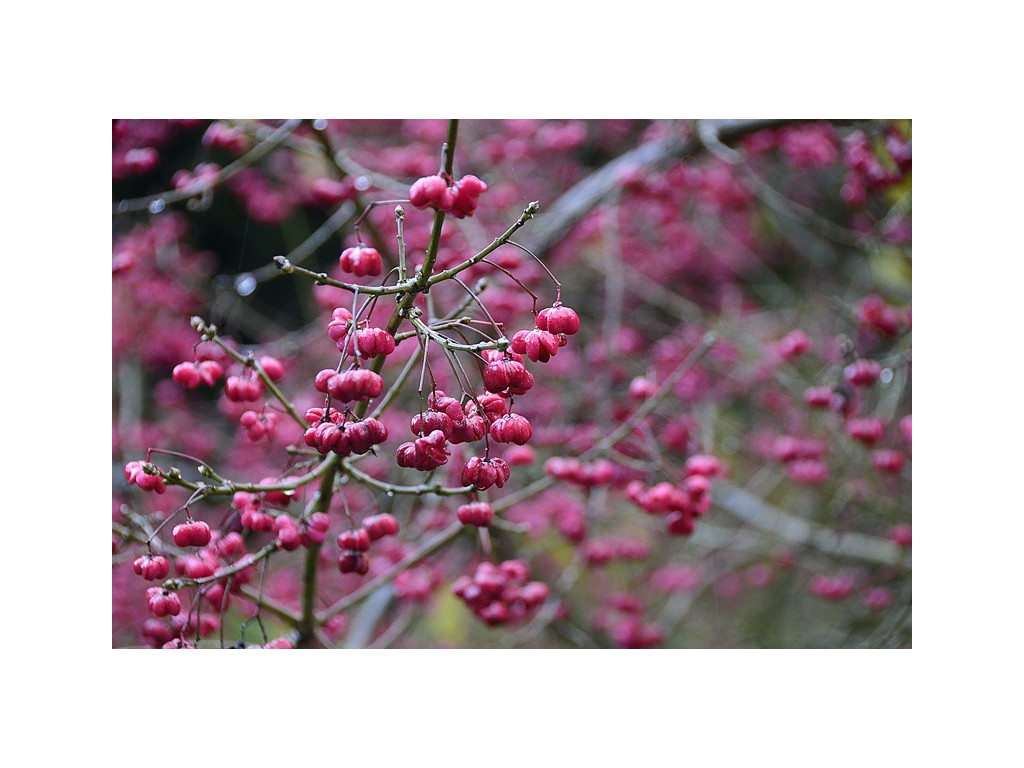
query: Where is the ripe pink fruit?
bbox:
[777,330,812,360]
[124,460,167,494]
[683,454,723,478]
[536,303,581,336]
[224,374,262,402]
[410,409,454,438]
[146,587,182,617]
[871,449,905,473]
[847,416,885,445]
[510,328,561,363]
[862,587,892,611]
[461,456,512,491]
[448,174,488,218]
[172,519,212,547]
[273,516,303,551]
[409,175,454,211]
[489,413,532,445]
[339,245,383,277]
[786,458,829,484]
[352,327,396,358]
[133,554,170,581]
[337,528,371,552]
[338,551,370,575]
[888,524,912,548]
[396,429,450,471]
[362,513,400,541]
[259,356,285,381]
[457,502,494,527]
[804,386,835,408]
[172,362,202,389]
[324,369,384,402]
[844,359,882,387]
[483,359,534,396]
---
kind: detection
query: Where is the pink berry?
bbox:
[536,303,581,336]
[339,245,383,277]
[777,330,812,360]
[362,513,400,541]
[457,502,495,527]
[338,551,370,575]
[259,356,285,380]
[510,328,561,363]
[133,554,170,581]
[844,359,882,387]
[337,528,371,552]
[124,460,167,494]
[489,413,532,445]
[871,449,905,473]
[847,417,885,445]
[172,520,212,547]
[409,175,454,211]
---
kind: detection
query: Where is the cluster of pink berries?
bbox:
[302,407,389,457]
[451,559,550,626]
[337,513,401,575]
[840,127,910,206]
[273,512,331,551]
[509,302,580,363]
[313,368,384,402]
[233,483,296,532]
[624,454,721,536]
[409,173,488,218]
[770,435,829,485]
[544,457,616,487]
[172,359,223,389]
[592,593,664,649]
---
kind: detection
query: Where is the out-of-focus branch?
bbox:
[711,481,908,566]
[520,119,797,256]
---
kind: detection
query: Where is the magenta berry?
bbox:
[172,519,212,547]
[489,413,532,445]
[224,373,262,402]
[273,516,303,551]
[410,409,454,438]
[362,513,400,541]
[337,528,371,552]
[844,359,882,387]
[461,456,512,491]
[339,245,383,277]
[871,449,905,473]
[259,355,285,380]
[777,330,811,360]
[847,416,885,445]
[510,328,561,363]
[409,175,454,211]
[457,502,495,527]
[124,460,167,494]
[146,587,182,617]
[133,554,170,581]
[448,174,489,218]
[338,550,370,575]
[324,369,384,402]
[683,454,722,478]
[535,303,581,336]
[483,358,534,396]
[396,429,450,471]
